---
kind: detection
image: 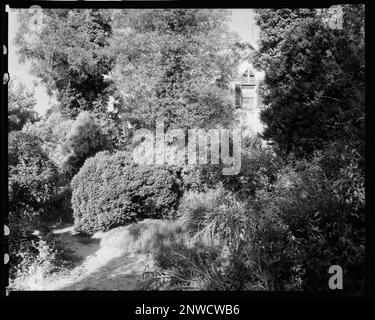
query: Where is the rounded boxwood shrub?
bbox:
[71,151,182,234]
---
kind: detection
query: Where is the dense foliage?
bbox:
[15,9,114,119]
[71,151,182,234]
[180,136,281,197]
[23,111,74,166]
[8,80,39,132]
[253,6,365,156]
[60,111,108,177]
[8,131,59,217]
[8,131,59,270]
[144,142,365,292]
[268,147,365,291]
[110,9,239,130]
[10,7,365,293]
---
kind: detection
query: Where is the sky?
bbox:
[7,8,259,115]
[230,9,259,46]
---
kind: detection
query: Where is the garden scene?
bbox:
[7,7,365,292]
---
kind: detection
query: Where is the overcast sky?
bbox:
[7,8,259,115]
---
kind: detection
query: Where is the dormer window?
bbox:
[241,68,256,85]
[234,63,261,111]
[238,68,256,110]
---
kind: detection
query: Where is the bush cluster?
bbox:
[143,144,365,293]
[268,147,365,291]
[179,136,281,197]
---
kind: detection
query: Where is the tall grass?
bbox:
[141,185,293,290]
[100,219,187,254]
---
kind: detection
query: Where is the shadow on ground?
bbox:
[51,223,101,263]
[58,253,150,290]
[45,223,153,290]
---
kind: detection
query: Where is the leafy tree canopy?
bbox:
[15,9,114,119]
[8,80,39,132]
[110,9,241,130]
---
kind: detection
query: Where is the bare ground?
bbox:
[14,223,154,291]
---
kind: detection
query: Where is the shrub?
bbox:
[142,142,365,292]
[61,111,108,177]
[8,132,59,215]
[42,186,74,223]
[179,135,281,197]
[9,234,73,290]
[268,148,365,292]
[143,186,297,291]
[22,111,74,167]
[8,131,60,269]
[8,80,39,132]
[221,135,281,196]
[144,241,226,290]
[8,131,58,218]
[71,151,182,234]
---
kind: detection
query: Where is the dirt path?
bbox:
[30,224,154,290]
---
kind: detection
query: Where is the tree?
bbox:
[23,110,108,178]
[8,80,38,132]
[22,110,74,167]
[253,6,365,157]
[60,111,108,177]
[15,9,114,119]
[110,9,240,130]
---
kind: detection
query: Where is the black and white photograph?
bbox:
[2,1,368,298]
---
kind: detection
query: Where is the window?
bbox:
[241,70,249,84]
[242,97,255,110]
[241,68,256,85]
